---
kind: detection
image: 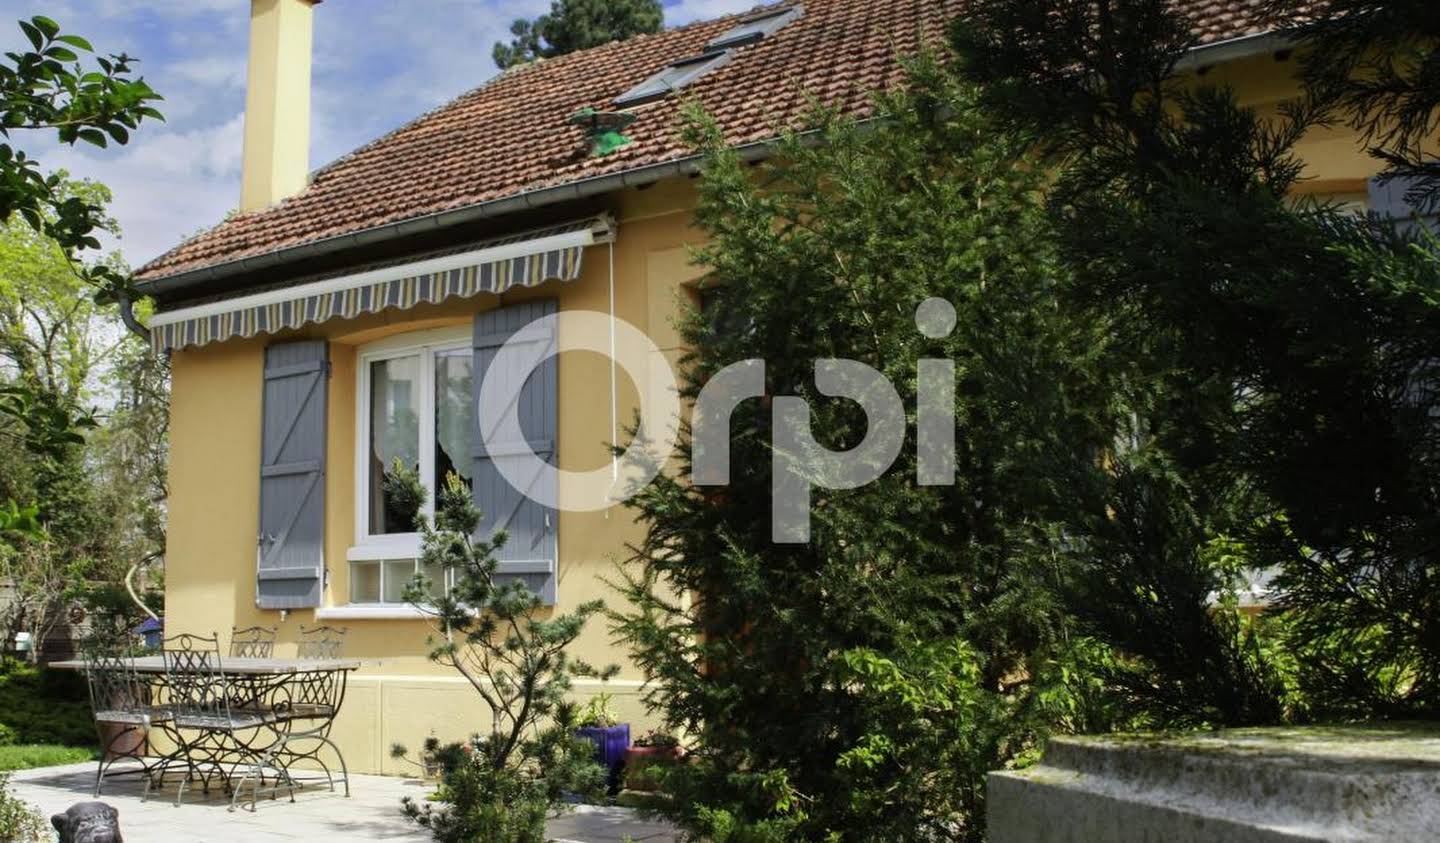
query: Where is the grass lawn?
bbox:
[0,744,94,771]
[0,659,99,772]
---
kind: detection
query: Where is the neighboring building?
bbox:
[134,0,1404,774]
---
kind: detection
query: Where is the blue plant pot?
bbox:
[576,724,630,791]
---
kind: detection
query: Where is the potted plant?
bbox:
[623,730,684,793]
[574,693,629,792]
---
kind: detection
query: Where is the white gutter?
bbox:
[1174,30,1297,73]
[147,218,611,328]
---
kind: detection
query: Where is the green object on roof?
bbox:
[570,107,636,157]
[590,130,632,156]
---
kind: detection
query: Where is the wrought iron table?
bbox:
[53,656,360,811]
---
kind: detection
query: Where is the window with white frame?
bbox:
[351,326,474,603]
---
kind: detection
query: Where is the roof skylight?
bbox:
[706,5,804,52]
[613,51,733,108]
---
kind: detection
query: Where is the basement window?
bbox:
[614,51,733,108]
[705,5,804,52]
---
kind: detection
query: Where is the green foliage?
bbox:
[398,472,615,840]
[0,501,38,536]
[402,709,607,843]
[382,457,424,533]
[493,0,662,69]
[0,660,93,748]
[1273,0,1440,211]
[0,174,168,661]
[0,20,166,657]
[952,0,1440,719]
[0,744,92,772]
[614,55,1124,841]
[577,692,619,727]
[0,16,162,303]
[0,773,46,843]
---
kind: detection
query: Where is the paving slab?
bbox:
[7,762,676,842]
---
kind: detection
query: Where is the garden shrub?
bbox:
[397,473,612,840]
[0,659,93,748]
[0,774,47,842]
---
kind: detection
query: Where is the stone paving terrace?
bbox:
[8,762,677,842]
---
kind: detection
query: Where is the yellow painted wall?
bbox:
[165,53,1397,775]
[165,180,703,773]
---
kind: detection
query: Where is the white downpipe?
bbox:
[607,239,619,512]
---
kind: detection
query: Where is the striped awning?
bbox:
[148,216,613,353]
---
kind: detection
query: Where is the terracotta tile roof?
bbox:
[137,0,1303,283]
[1171,0,1311,44]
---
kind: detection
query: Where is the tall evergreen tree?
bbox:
[493,0,663,70]
[952,0,1440,718]
[615,59,1121,842]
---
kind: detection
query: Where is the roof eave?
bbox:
[1174,30,1298,73]
[138,140,774,300]
[139,28,1296,301]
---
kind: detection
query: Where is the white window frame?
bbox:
[351,325,471,579]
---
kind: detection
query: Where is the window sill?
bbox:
[315,604,432,620]
[347,539,420,561]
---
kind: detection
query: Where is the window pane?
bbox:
[369,355,421,534]
[350,562,381,604]
[382,560,416,603]
[419,559,447,601]
[434,350,474,501]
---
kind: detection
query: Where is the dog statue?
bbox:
[50,802,123,843]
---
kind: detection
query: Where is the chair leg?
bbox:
[92,756,106,798]
[93,723,126,797]
[318,735,350,798]
[228,742,285,813]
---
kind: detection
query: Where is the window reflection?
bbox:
[369,355,420,534]
[434,350,474,499]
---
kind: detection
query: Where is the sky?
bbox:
[2,0,759,269]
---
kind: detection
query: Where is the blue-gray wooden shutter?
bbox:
[473,300,558,605]
[1369,176,1437,236]
[257,340,329,609]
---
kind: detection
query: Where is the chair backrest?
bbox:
[160,632,230,720]
[229,626,278,659]
[296,625,347,660]
[85,653,148,717]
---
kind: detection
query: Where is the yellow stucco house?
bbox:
[129,0,1411,774]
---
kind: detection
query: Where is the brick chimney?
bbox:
[240,0,320,213]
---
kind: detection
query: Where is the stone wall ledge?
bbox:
[989,724,1440,842]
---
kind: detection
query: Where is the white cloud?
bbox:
[35,113,245,265]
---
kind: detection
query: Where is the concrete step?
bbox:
[988,725,1440,842]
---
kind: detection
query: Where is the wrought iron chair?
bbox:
[84,649,169,796]
[296,625,348,661]
[229,626,351,811]
[228,626,278,659]
[148,632,277,807]
[226,626,279,717]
